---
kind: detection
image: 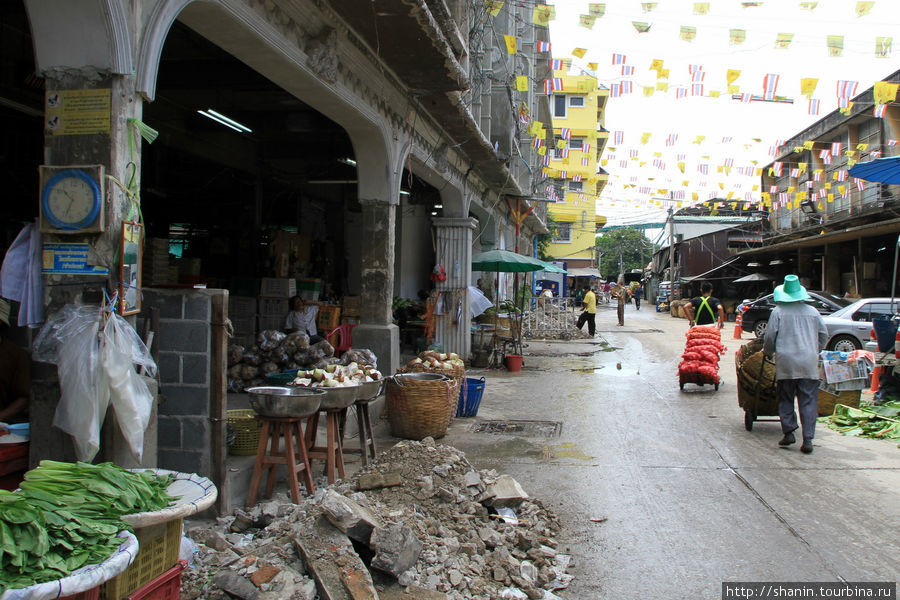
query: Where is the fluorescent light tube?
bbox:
[205,109,252,132]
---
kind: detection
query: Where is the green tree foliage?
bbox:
[596,228,656,278]
[536,212,560,261]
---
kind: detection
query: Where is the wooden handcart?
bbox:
[734,339,779,431]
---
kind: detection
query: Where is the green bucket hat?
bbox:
[773,274,810,303]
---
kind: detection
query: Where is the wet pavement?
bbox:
[434,303,900,598]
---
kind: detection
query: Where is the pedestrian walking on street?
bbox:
[613,281,627,326]
[684,282,725,329]
[763,275,828,455]
[632,285,643,310]
[576,286,597,335]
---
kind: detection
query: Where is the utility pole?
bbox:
[667,207,675,299]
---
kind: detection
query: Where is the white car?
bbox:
[821,297,899,352]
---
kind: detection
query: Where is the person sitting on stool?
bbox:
[284,295,324,343]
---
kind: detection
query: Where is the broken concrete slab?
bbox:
[293,514,379,600]
[357,472,402,490]
[320,489,383,544]
[213,571,260,600]
[479,475,529,508]
[370,524,423,578]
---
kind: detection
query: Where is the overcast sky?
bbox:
[547,0,900,226]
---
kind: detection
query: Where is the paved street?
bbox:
[439,303,900,598]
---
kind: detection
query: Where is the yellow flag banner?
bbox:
[528,120,542,135]
[827,35,844,57]
[587,62,598,70]
[588,3,605,17]
[537,146,546,155]
[579,15,597,29]
[650,59,664,71]
[532,5,555,26]
[855,1,875,17]
[641,2,658,11]
[633,21,651,33]
[556,139,566,149]
[726,69,741,84]
[798,163,808,174]
[793,146,804,154]
[729,29,746,45]
[503,35,517,54]
[709,90,721,98]
[803,141,815,150]
[800,78,818,97]
[876,37,892,58]
[838,185,847,196]
[515,76,529,92]
[827,193,834,203]
[640,132,652,144]
[727,85,740,95]
[693,3,710,15]
[643,86,655,97]
[775,33,794,49]
[857,143,869,151]
[572,47,587,58]
[656,82,669,92]
[485,1,503,17]
[677,162,686,173]
[693,135,705,144]
[874,81,899,104]
[839,102,854,115]
[680,26,697,42]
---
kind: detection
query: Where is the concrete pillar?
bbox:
[824,244,841,294]
[432,217,477,359]
[354,198,400,375]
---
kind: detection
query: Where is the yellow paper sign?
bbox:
[44,89,111,136]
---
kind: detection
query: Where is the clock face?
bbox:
[47,177,95,224]
[41,168,102,231]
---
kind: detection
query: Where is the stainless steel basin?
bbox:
[318,384,359,410]
[356,379,384,402]
[246,386,324,418]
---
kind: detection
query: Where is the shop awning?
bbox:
[680,257,742,282]
[567,267,603,278]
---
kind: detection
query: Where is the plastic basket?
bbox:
[99,519,182,600]
[227,408,262,455]
[456,377,485,417]
[125,560,187,600]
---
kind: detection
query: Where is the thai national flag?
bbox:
[560,148,569,158]
[544,80,553,95]
[612,53,626,64]
[582,158,589,166]
[762,74,779,100]
[666,134,678,146]
[819,188,827,198]
[889,139,898,146]
[721,137,733,143]
[698,164,709,175]
[561,128,571,139]
[582,143,591,154]
[691,70,706,83]
[614,131,624,144]
[819,149,830,159]
[678,153,686,161]
[551,59,564,70]
[532,137,542,149]
[537,41,551,52]
[723,158,734,167]
[791,168,800,177]
[773,162,783,175]
[620,160,628,168]
[831,142,842,155]
[808,99,820,115]
[676,87,687,99]
[856,178,866,191]
[691,84,704,96]
[874,105,887,118]
[610,83,622,97]
[836,80,858,99]
[770,185,778,193]
[871,150,883,157]
[572,174,583,182]
[629,149,639,158]
[814,170,822,181]
[559,171,567,178]
[621,81,633,94]
[836,170,847,181]
[740,93,753,103]
[622,65,634,76]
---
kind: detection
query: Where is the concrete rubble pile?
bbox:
[180,438,573,600]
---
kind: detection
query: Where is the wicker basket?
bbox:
[386,374,458,440]
[227,409,261,455]
[817,388,861,416]
[735,344,778,415]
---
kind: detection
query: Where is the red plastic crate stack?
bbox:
[678,326,724,385]
[125,560,187,600]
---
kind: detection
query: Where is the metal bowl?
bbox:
[393,372,449,383]
[318,384,359,410]
[246,386,324,418]
[356,379,384,403]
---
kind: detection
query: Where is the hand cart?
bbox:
[735,339,780,431]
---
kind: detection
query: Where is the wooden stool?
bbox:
[304,409,345,483]
[246,417,314,506]
[338,400,378,467]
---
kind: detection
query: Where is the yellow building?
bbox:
[545,65,609,270]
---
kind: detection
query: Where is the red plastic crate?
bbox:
[0,442,28,491]
[125,560,187,600]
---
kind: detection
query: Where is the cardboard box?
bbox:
[228,296,257,318]
[260,278,296,298]
[258,296,289,316]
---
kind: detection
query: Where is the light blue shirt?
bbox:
[763,302,828,381]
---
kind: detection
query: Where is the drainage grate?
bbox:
[472,419,563,437]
